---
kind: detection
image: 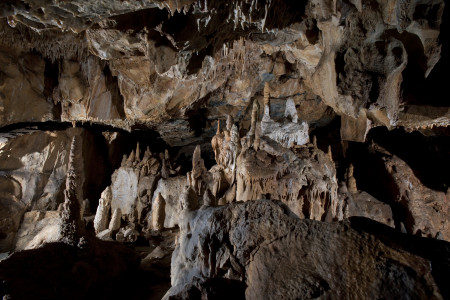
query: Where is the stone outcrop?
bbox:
[165,200,449,299]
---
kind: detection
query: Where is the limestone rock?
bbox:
[0,127,104,251]
[109,145,162,223]
[14,211,62,251]
[180,186,199,212]
[94,190,111,235]
[151,176,187,228]
[383,154,450,240]
[339,184,394,228]
[108,208,122,232]
[165,200,449,299]
[236,142,339,221]
[96,229,113,241]
[116,225,139,243]
[152,193,166,231]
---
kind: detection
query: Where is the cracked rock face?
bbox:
[0,0,449,299]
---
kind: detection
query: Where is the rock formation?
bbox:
[94,187,112,235]
[165,200,449,299]
[0,0,449,298]
[60,136,84,246]
[152,193,166,231]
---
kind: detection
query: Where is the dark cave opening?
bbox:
[389,0,449,107]
[367,127,450,192]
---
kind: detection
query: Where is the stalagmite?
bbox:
[152,193,166,231]
[285,98,298,123]
[347,164,358,194]
[60,136,83,246]
[328,145,333,161]
[226,115,233,132]
[94,187,112,234]
[108,208,122,232]
[135,142,140,162]
[188,145,207,195]
[263,82,270,120]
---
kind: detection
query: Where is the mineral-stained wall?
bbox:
[0,0,449,299]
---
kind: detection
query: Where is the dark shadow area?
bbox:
[367,127,450,192]
[345,126,450,230]
[309,116,346,179]
[103,64,126,119]
[110,7,168,32]
[388,0,449,106]
[0,236,173,300]
[348,216,450,300]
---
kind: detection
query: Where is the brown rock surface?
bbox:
[166,200,450,300]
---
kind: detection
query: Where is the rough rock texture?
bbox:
[0,127,106,251]
[166,200,450,299]
[14,211,61,251]
[151,176,187,228]
[94,188,112,235]
[236,142,338,220]
[0,0,446,143]
[383,154,450,239]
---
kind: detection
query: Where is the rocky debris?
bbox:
[165,200,450,299]
[116,224,139,243]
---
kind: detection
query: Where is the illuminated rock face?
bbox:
[0,0,449,299]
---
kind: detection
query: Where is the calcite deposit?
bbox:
[0,0,449,299]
